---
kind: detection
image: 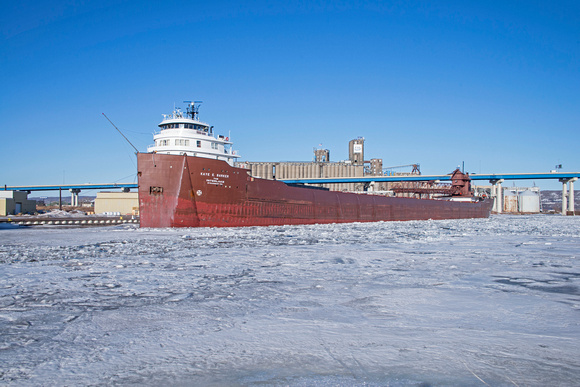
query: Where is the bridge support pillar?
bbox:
[490,179,504,213]
[69,189,81,207]
[562,182,567,215]
[569,178,576,214]
[560,178,577,215]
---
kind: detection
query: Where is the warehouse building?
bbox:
[237,138,416,193]
[0,191,36,215]
[94,191,139,215]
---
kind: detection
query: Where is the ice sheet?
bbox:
[1,215,579,385]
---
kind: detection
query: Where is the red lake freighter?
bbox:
[137,102,493,228]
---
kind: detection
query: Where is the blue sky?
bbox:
[1,0,578,193]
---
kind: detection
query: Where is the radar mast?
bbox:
[184,100,203,120]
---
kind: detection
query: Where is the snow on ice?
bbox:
[0,215,579,386]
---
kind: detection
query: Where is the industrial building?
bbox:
[237,138,419,194]
[94,191,139,215]
[473,185,542,214]
[0,191,36,216]
[502,187,541,213]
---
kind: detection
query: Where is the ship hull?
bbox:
[137,153,493,228]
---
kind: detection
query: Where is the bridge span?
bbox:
[3,171,579,215]
[2,183,138,208]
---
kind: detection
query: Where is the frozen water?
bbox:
[1,215,579,386]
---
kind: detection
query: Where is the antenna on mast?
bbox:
[184,100,203,120]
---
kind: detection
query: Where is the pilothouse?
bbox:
[147,101,240,165]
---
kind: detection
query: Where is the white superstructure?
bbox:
[147,101,240,165]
